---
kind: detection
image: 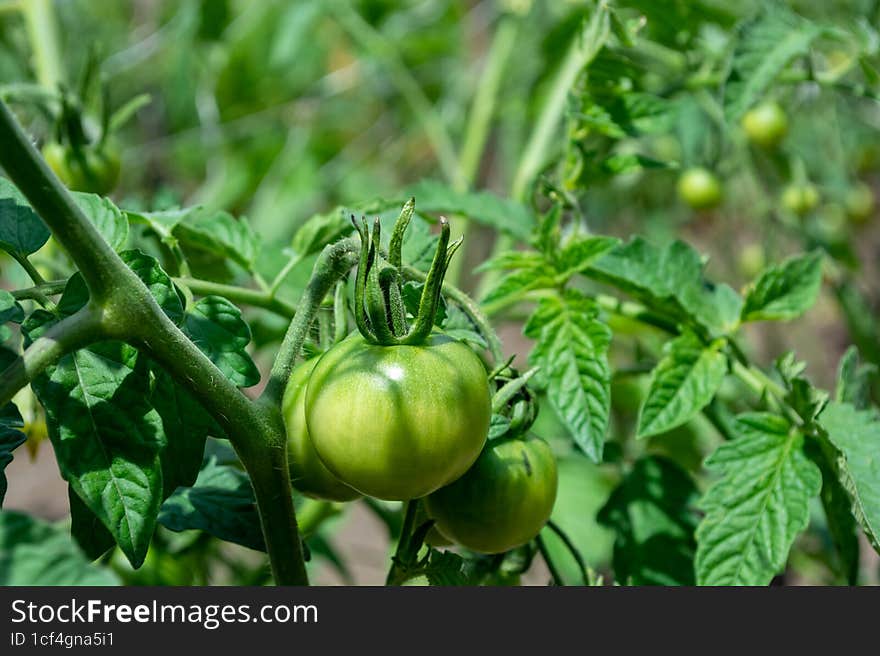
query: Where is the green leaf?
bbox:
[525,291,611,462]
[0,510,119,585]
[72,192,129,252]
[23,295,166,569]
[805,440,859,585]
[291,207,354,257]
[0,290,23,343]
[835,346,876,410]
[637,332,728,439]
[554,236,620,279]
[481,265,557,308]
[725,6,824,121]
[741,251,823,322]
[174,210,260,271]
[422,550,483,586]
[406,179,535,241]
[159,458,264,552]
[597,456,698,585]
[68,487,115,561]
[121,250,185,324]
[0,177,50,256]
[58,250,185,326]
[588,238,742,337]
[183,296,260,388]
[819,402,880,552]
[126,206,193,237]
[695,413,821,585]
[0,403,26,507]
[150,369,221,495]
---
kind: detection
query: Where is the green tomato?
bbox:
[741,101,788,148]
[42,141,121,195]
[282,359,361,502]
[425,436,558,554]
[305,332,491,501]
[781,183,819,216]
[738,243,766,280]
[844,182,874,224]
[677,167,722,210]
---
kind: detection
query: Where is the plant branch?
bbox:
[262,237,360,406]
[11,280,67,300]
[545,520,592,586]
[385,499,419,586]
[535,533,564,586]
[175,277,297,318]
[0,306,104,407]
[0,100,130,302]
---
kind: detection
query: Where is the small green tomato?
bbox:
[781,183,820,216]
[677,167,722,210]
[741,102,788,148]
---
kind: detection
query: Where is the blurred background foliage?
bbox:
[1,0,879,585]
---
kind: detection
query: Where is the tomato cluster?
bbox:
[282,330,558,555]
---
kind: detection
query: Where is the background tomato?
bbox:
[741,101,788,148]
[305,332,490,501]
[677,167,722,210]
[845,182,874,223]
[283,359,361,502]
[781,183,820,215]
[425,436,558,554]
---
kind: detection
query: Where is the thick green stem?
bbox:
[0,101,125,301]
[385,499,419,586]
[0,98,308,586]
[262,237,360,405]
[175,277,297,317]
[0,305,104,407]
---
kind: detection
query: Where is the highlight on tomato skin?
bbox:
[425,435,558,555]
[677,167,723,210]
[741,101,789,148]
[304,331,491,502]
[282,358,361,503]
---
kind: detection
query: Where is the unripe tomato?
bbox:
[41,141,121,195]
[844,182,874,224]
[781,183,819,216]
[738,243,766,280]
[741,102,788,148]
[677,167,722,210]
[282,359,361,502]
[425,436,558,554]
[305,332,491,501]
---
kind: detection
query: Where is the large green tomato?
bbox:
[282,359,361,502]
[677,167,722,210]
[425,436,558,554]
[741,101,788,148]
[305,332,491,501]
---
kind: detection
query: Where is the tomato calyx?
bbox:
[351,199,462,346]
